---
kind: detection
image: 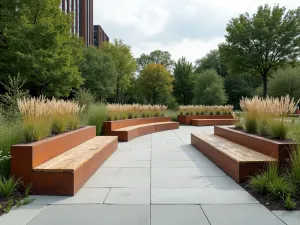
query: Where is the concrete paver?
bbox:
[273,211,300,225]
[105,188,150,204]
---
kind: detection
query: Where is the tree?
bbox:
[194,50,228,77]
[137,50,174,72]
[0,0,84,97]
[224,74,259,108]
[193,69,227,105]
[173,57,195,105]
[219,4,300,98]
[138,64,173,104]
[101,39,137,103]
[81,46,117,101]
[268,66,300,101]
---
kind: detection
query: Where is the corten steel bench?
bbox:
[178,115,234,125]
[191,132,276,183]
[103,117,179,142]
[191,119,237,126]
[11,126,118,196]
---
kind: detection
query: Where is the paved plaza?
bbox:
[1,126,299,225]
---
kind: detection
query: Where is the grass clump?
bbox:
[18,97,85,142]
[178,105,233,116]
[87,104,108,135]
[0,177,20,197]
[240,95,298,139]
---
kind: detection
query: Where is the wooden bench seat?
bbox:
[191,133,276,183]
[34,137,117,172]
[11,127,118,196]
[103,118,179,142]
[191,119,237,126]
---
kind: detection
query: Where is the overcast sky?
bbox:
[94,0,299,63]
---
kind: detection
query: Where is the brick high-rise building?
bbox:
[93,25,109,48]
[61,0,93,46]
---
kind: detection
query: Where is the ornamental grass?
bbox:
[239,95,299,140]
[18,97,85,142]
[178,105,233,116]
[107,104,167,121]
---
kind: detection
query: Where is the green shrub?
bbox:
[0,120,25,177]
[267,176,296,199]
[289,146,300,190]
[249,173,269,194]
[0,176,20,197]
[284,194,297,210]
[267,118,289,140]
[87,104,108,135]
[74,88,95,110]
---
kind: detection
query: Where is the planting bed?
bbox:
[11,126,118,196]
[103,117,179,141]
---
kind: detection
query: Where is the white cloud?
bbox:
[94,0,299,62]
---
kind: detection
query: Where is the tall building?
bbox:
[61,0,93,46]
[94,25,109,48]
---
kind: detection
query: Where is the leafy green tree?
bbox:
[268,66,300,101]
[195,50,228,77]
[224,74,259,108]
[1,0,84,97]
[81,46,117,101]
[173,57,195,105]
[101,39,137,103]
[193,69,227,105]
[138,63,173,104]
[219,4,300,98]
[137,50,174,72]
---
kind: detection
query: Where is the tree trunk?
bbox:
[262,74,268,98]
[183,93,186,105]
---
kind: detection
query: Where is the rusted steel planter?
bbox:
[178,115,233,125]
[10,126,118,196]
[103,117,179,141]
[191,119,237,126]
[214,126,297,163]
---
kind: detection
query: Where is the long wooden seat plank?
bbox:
[34,136,116,172]
[192,133,275,162]
[115,122,177,131]
[191,133,276,183]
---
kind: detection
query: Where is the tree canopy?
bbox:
[194,50,228,77]
[219,4,300,97]
[138,63,173,104]
[81,46,117,101]
[173,57,195,105]
[193,69,227,105]
[101,39,137,103]
[137,50,174,72]
[0,0,84,97]
[268,66,300,101]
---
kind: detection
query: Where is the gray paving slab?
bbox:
[273,211,300,225]
[105,188,150,204]
[202,204,285,225]
[101,160,150,168]
[152,152,208,161]
[27,205,150,225]
[91,167,120,176]
[0,205,45,225]
[30,188,110,205]
[151,167,226,177]
[151,205,210,225]
[151,160,217,168]
[152,176,239,188]
[118,168,150,177]
[110,151,151,161]
[151,187,258,204]
[84,176,150,188]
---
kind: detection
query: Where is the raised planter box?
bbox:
[103,117,179,141]
[191,119,237,126]
[214,126,297,163]
[10,126,118,196]
[178,115,233,125]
